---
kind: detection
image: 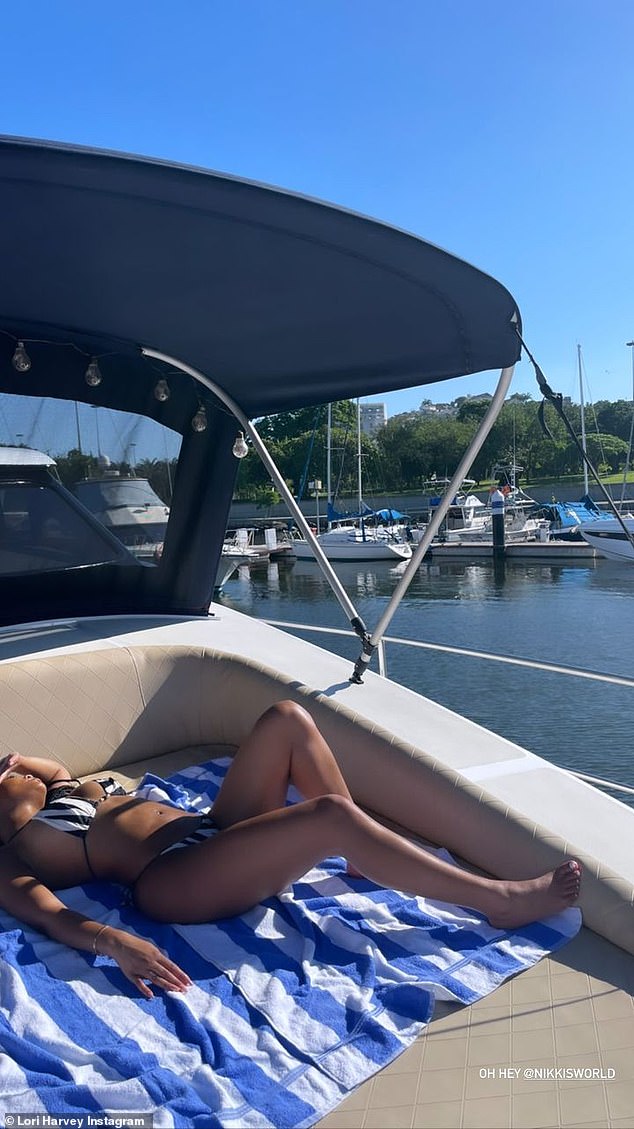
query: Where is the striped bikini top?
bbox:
[31,777,127,838]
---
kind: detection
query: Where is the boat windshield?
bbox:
[0,480,128,575]
[74,478,167,510]
[0,393,180,578]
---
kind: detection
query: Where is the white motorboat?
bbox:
[221,525,270,562]
[441,509,543,544]
[579,514,634,561]
[416,469,541,547]
[0,137,632,1129]
[422,477,488,536]
[74,469,170,561]
[0,446,140,572]
[212,529,270,590]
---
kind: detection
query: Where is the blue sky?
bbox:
[2,0,633,422]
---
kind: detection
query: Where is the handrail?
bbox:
[570,771,634,796]
[265,618,634,691]
[264,616,634,798]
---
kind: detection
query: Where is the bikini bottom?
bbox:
[118,812,220,905]
[159,812,219,856]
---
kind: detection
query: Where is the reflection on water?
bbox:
[219,555,634,803]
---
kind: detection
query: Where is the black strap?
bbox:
[516,329,634,549]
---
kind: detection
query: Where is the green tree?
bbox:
[594,400,634,444]
[229,391,634,500]
[135,458,174,503]
[583,433,630,474]
[53,449,100,488]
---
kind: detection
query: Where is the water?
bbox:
[218,554,634,806]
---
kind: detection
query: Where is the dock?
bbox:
[428,539,597,560]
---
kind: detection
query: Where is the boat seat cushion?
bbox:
[0,646,290,780]
[0,643,632,956]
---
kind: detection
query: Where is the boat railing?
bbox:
[265,617,634,800]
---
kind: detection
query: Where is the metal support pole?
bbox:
[620,341,634,506]
[141,346,371,642]
[349,365,515,683]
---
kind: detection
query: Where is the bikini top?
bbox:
[31,777,127,838]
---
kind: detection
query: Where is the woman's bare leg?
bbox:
[135,793,581,930]
[210,701,353,828]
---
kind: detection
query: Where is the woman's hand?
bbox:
[0,754,67,786]
[0,753,20,784]
[99,927,193,999]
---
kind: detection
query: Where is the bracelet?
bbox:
[92,924,110,955]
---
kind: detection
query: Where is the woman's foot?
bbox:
[484,860,582,929]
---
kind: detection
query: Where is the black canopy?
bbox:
[0,136,521,421]
[0,137,523,624]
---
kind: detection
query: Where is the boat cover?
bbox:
[0,137,521,422]
[326,503,410,524]
[371,507,410,521]
[326,500,376,523]
[530,496,604,529]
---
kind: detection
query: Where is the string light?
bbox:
[84,358,102,387]
[154,378,170,402]
[2,334,227,444]
[191,404,208,432]
[232,431,249,458]
[11,341,31,373]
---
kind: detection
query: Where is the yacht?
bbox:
[0,137,631,1129]
[74,468,169,561]
[74,468,269,587]
[0,446,138,572]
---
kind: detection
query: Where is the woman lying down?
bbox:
[0,700,581,998]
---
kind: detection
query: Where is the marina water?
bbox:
[219,554,634,807]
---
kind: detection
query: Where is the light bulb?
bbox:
[232,431,249,458]
[191,405,208,432]
[85,358,102,387]
[12,341,31,373]
[154,378,170,402]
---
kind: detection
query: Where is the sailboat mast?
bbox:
[577,344,589,495]
[357,398,365,539]
[326,403,332,529]
[621,342,634,506]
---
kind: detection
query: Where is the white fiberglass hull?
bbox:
[292,532,412,561]
[579,517,634,562]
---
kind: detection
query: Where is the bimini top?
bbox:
[0,137,522,625]
[0,136,521,420]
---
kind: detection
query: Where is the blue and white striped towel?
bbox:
[0,759,581,1126]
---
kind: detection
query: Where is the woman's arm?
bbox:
[0,752,73,785]
[0,848,191,999]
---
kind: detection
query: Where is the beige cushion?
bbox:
[0,644,632,956]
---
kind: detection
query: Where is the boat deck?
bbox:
[12,612,633,1128]
[318,926,634,1129]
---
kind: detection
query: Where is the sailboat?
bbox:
[290,399,412,561]
[573,343,634,558]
